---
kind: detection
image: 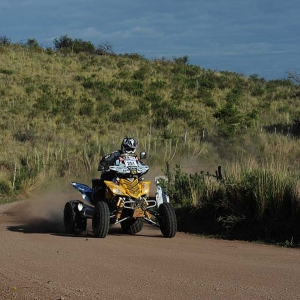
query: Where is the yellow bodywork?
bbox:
[104,178,150,199]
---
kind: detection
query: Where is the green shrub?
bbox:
[96,103,112,116]
[132,65,149,81]
[203,98,217,108]
[149,80,167,89]
[226,87,243,104]
[54,35,95,53]
[166,164,206,207]
[173,55,189,65]
[145,91,162,103]
[214,102,241,137]
[120,80,144,96]
[166,106,190,120]
[0,69,15,75]
[251,86,265,97]
[79,97,94,116]
[0,181,11,195]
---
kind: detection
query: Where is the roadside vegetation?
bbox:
[1,35,300,245]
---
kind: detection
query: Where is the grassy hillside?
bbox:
[1,41,300,244]
[1,42,300,193]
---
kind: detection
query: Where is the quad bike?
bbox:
[63,152,177,238]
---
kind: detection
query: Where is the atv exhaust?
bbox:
[77,202,94,217]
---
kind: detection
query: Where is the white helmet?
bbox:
[121,137,138,154]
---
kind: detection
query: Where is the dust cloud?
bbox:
[143,165,167,197]
[4,188,80,234]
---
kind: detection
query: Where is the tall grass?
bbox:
[222,161,299,220]
[167,158,300,244]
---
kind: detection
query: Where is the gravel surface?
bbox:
[1,197,300,300]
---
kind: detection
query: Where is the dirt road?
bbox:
[1,194,300,300]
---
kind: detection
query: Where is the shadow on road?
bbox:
[6,217,64,234]
[6,219,163,238]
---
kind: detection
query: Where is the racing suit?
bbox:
[98,150,123,173]
[92,150,123,202]
[94,150,143,202]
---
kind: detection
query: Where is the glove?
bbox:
[98,165,105,172]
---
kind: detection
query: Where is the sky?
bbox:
[0,0,299,80]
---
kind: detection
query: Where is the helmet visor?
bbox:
[124,145,136,153]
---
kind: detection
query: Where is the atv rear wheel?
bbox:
[64,200,87,234]
[92,201,110,238]
[158,203,177,238]
[121,218,143,234]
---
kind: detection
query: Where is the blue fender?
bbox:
[70,182,94,205]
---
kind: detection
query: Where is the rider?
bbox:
[98,137,139,172]
[94,137,139,201]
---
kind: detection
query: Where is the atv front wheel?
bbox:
[92,201,110,238]
[64,201,76,234]
[64,200,87,234]
[158,203,177,238]
[121,218,143,234]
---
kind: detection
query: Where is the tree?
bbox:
[95,41,114,55]
[173,55,189,65]
[214,102,240,137]
[0,35,11,45]
[287,71,300,85]
[26,38,39,48]
[53,35,73,50]
[72,38,95,53]
[53,35,95,54]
